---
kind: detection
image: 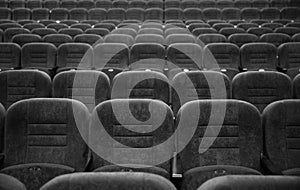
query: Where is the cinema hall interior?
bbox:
[0,0,299,189]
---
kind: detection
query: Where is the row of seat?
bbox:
[1,0,299,10]
[1,7,300,21]
[0,97,300,189]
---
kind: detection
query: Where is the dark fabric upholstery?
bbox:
[53,70,110,111]
[240,43,277,70]
[50,8,69,20]
[293,74,300,98]
[259,33,291,47]
[12,34,42,47]
[43,34,73,47]
[202,8,221,21]
[57,43,93,72]
[69,8,88,21]
[90,99,174,175]
[12,8,31,21]
[74,34,103,46]
[182,166,261,190]
[3,28,30,42]
[32,28,57,37]
[0,173,26,190]
[126,8,145,21]
[0,43,21,70]
[228,33,258,47]
[176,100,262,173]
[40,172,176,190]
[107,8,126,21]
[58,28,83,38]
[263,100,300,175]
[0,70,51,109]
[278,42,300,79]
[32,8,49,20]
[198,175,300,190]
[241,8,260,21]
[0,103,4,154]
[145,8,163,21]
[281,7,300,21]
[1,98,90,190]
[183,8,202,21]
[172,71,231,113]
[104,34,134,46]
[232,71,292,112]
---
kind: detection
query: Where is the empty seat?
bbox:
[53,70,109,111]
[110,28,137,38]
[294,74,300,98]
[261,23,284,31]
[107,8,125,21]
[126,8,144,21]
[220,28,246,38]
[0,43,21,70]
[177,99,262,190]
[43,34,73,47]
[172,71,231,113]
[165,34,196,46]
[202,8,222,21]
[57,43,93,72]
[85,28,109,37]
[43,0,59,10]
[0,173,26,190]
[94,23,115,31]
[198,175,300,190]
[188,23,210,32]
[93,43,129,80]
[88,8,107,21]
[60,0,76,10]
[145,8,163,21]
[104,34,134,47]
[0,70,51,109]
[247,27,273,37]
[240,43,277,71]
[252,0,269,8]
[138,28,163,36]
[12,8,31,21]
[0,23,21,31]
[278,42,300,79]
[234,0,252,9]
[50,8,68,20]
[271,0,287,8]
[249,19,268,26]
[147,0,163,9]
[39,20,56,26]
[23,23,45,31]
[232,71,292,112]
[27,0,42,9]
[292,33,300,42]
[228,34,258,47]
[165,8,183,21]
[3,28,30,42]
[9,0,25,9]
[135,34,164,44]
[272,19,291,25]
[112,0,128,9]
[111,71,170,104]
[41,172,176,190]
[203,43,240,80]
[12,34,42,46]
[221,8,241,20]
[165,28,190,37]
[165,0,180,9]
[0,7,11,20]
[58,28,83,38]
[263,100,300,175]
[216,0,234,9]
[181,0,198,10]
[281,7,300,21]
[261,8,280,20]
[198,34,227,44]
[241,8,261,21]
[237,23,259,31]
[260,33,290,47]
[286,22,300,28]
[70,23,91,31]
[275,27,300,37]
[199,0,216,9]
[78,0,95,10]
[32,28,57,37]
[192,28,218,37]
[74,34,103,46]
[212,23,234,31]
[47,23,68,31]
[129,0,146,9]
[69,8,88,21]
[141,22,163,30]
[0,98,89,190]
[183,8,202,21]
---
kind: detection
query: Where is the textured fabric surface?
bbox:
[177,100,262,173]
[0,103,4,154]
[279,42,300,79]
[0,43,21,69]
[232,71,292,112]
[40,172,177,190]
[90,99,174,174]
[263,100,300,175]
[198,175,300,190]
[182,165,261,190]
[0,173,26,190]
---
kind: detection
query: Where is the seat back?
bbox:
[0,43,21,70]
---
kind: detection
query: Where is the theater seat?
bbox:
[0,98,90,190]
[40,172,176,190]
[198,175,300,190]
[263,100,300,176]
[177,100,262,190]
[278,42,300,79]
[0,43,21,70]
[232,71,292,112]
[0,103,4,155]
[0,173,26,190]
[89,99,174,178]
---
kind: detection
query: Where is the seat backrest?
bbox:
[278,42,300,79]
[0,43,21,70]
[260,33,290,47]
[221,8,241,20]
[4,98,89,170]
[60,0,76,10]
[0,7,11,20]
[21,42,56,70]
[3,28,30,42]
[43,34,73,47]
[89,99,174,173]
[69,8,88,21]
[53,70,110,111]
[40,172,176,190]
[57,43,93,71]
[43,0,59,10]
[0,173,26,190]
[111,71,170,104]
[0,70,52,109]
[165,8,183,21]
[94,23,115,31]
[12,8,31,21]
[228,33,258,47]
[274,27,300,37]
[0,23,21,31]
[281,7,300,21]
[183,8,202,20]
[263,100,300,173]
[110,28,137,38]
[93,43,129,70]
[58,28,83,38]
[176,99,262,173]
[85,28,109,37]
[50,8,69,20]
[104,34,134,47]
[95,0,112,10]
[145,8,163,21]
[261,8,280,20]
[240,43,277,70]
[130,43,165,64]
[74,34,103,46]
[12,34,42,47]
[293,74,300,98]
[165,34,196,46]
[198,175,300,190]
[47,23,69,31]
[0,103,5,153]
[232,71,292,112]
[23,23,45,31]
[107,8,126,21]
[241,8,260,20]
[78,0,95,10]
[88,8,107,20]
[198,34,227,44]
[202,8,221,21]
[126,8,144,21]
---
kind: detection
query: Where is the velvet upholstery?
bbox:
[0,173,26,190]
[0,43,21,70]
[0,103,4,154]
[278,42,300,79]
